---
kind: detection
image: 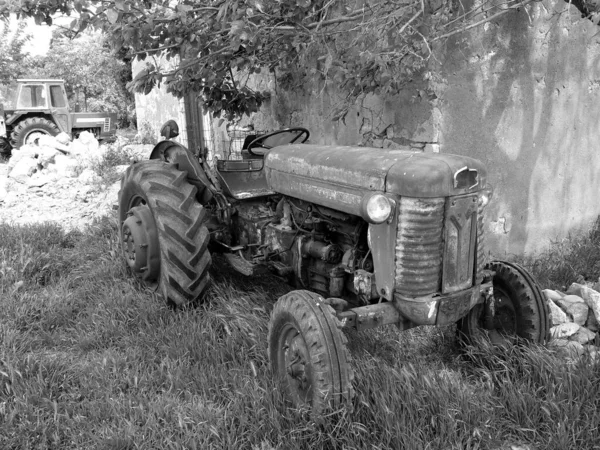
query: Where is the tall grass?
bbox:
[515,216,600,290]
[1,218,599,449]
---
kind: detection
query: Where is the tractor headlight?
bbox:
[361,193,393,224]
[479,185,494,208]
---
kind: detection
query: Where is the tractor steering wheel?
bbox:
[246,127,310,156]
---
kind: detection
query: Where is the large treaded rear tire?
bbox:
[118,160,211,306]
[268,290,354,416]
[458,261,550,344]
[10,117,60,148]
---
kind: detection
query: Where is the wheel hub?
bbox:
[121,205,160,282]
[283,331,311,402]
[25,131,48,145]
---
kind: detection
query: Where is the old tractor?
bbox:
[118,126,549,415]
[0,79,117,156]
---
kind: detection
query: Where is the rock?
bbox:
[9,157,38,183]
[69,139,88,157]
[569,327,597,345]
[550,322,581,339]
[547,298,569,326]
[2,190,19,207]
[586,309,599,332]
[26,173,51,188]
[542,289,564,303]
[7,145,37,174]
[55,132,71,145]
[554,294,589,326]
[566,283,600,330]
[549,339,585,357]
[78,168,101,184]
[37,146,61,168]
[52,154,80,178]
[78,131,100,153]
[38,134,69,152]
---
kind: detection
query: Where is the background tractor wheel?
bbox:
[118,160,211,306]
[268,290,354,416]
[10,117,60,148]
[457,261,550,345]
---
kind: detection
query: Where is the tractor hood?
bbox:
[264,144,487,216]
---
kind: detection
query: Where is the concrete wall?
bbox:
[433,0,600,256]
[132,58,187,146]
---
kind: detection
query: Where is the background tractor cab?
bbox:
[0,79,117,155]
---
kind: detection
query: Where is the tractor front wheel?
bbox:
[118,160,211,306]
[457,261,550,345]
[268,290,354,416]
[11,117,60,148]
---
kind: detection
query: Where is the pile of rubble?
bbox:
[544,283,600,359]
[0,132,152,230]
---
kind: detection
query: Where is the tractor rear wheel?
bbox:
[118,160,211,306]
[11,117,60,148]
[268,290,354,416]
[457,261,550,345]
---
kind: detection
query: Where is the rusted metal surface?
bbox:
[394,197,445,297]
[337,302,405,331]
[265,144,487,200]
[442,194,478,293]
[435,286,483,326]
[216,169,275,200]
[386,152,487,197]
[393,284,484,326]
[367,211,399,300]
[476,198,486,284]
[149,140,215,204]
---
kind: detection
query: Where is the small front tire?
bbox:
[268,290,354,416]
[458,261,550,344]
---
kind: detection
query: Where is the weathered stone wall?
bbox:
[433,0,600,256]
[132,59,187,146]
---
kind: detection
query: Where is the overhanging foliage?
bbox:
[1,0,534,121]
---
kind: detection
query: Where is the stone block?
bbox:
[566,283,600,329]
[550,322,580,340]
[569,327,596,345]
[555,294,589,326]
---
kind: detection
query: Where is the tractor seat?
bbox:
[215,158,274,199]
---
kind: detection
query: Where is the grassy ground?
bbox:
[1,217,599,450]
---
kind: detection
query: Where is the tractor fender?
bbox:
[149,140,215,205]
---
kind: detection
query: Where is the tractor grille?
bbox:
[103,118,111,132]
[475,197,486,283]
[394,195,482,298]
[394,197,445,297]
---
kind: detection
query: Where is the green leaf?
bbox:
[106,9,119,24]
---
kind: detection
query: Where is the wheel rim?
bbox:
[24,130,48,145]
[492,286,517,335]
[278,324,313,406]
[121,201,160,283]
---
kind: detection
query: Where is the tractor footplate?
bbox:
[224,252,268,276]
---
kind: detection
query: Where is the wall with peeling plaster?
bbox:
[132,59,187,145]
[433,0,600,256]
[246,76,438,150]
